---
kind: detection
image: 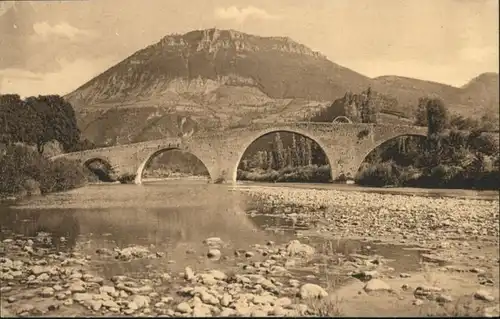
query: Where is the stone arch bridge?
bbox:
[52,122,427,184]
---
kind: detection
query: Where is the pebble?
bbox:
[176,302,192,313]
[299,283,328,299]
[69,281,86,293]
[99,285,115,295]
[16,304,34,314]
[412,299,424,306]
[286,240,315,257]
[363,279,391,292]
[436,293,453,303]
[474,289,496,302]
[184,267,195,280]
[203,237,223,246]
[207,249,221,260]
[40,287,55,297]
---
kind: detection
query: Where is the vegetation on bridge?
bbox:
[0,94,96,199]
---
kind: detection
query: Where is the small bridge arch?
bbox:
[332,116,352,124]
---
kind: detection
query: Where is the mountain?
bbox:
[64,28,499,147]
[460,72,499,111]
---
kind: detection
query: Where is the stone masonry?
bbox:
[52,122,428,184]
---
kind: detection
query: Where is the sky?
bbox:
[0,0,498,97]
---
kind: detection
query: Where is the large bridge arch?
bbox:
[134,146,214,184]
[355,133,428,173]
[229,127,334,183]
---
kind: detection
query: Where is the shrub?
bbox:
[398,166,423,187]
[0,144,88,196]
[238,165,331,183]
[355,162,401,187]
[40,158,88,193]
[117,173,136,184]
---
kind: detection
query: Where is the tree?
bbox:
[266,150,274,171]
[0,94,81,154]
[291,134,300,167]
[360,87,377,123]
[449,114,479,131]
[297,136,307,166]
[286,147,293,167]
[414,97,430,127]
[36,95,81,153]
[425,98,448,137]
[272,132,286,170]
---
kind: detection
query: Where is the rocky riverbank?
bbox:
[1,186,499,317]
[0,234,342,317]
[242,186,499,246]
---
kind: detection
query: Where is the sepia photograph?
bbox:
[0,0,499,317]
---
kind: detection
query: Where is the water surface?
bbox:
[2,180,489,282]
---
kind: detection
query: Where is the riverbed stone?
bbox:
[203,237,223,247]
[299,283,328,299]
[73,293,93,302]
[208,269,226,280]
[40,287,55,297]
[475,289,495,302]
[16,304,34,315]
[192,303,212,316]
[184,267,195,281]
[207,249,221,261]
[176,302,191,313]
[363,279,392,292]
[69,280,86,293]
[286,240,315,257]
[414,285,442,299]
[99,285,115,295]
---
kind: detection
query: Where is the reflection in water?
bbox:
[0,181,463,279]
[0,182,275,269]
[0,210,80,251]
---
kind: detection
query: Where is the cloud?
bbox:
[214,6,280,23]
[33,21,93,40]
[0,57,118,98]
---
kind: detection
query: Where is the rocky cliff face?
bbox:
[65,28,370,111]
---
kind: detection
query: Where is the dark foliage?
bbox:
[309,87,385,123]
[359,98,499,190]
[0,94,82,153]
[0,144,91,196]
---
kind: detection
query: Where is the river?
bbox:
[1,180,498,317]
[1,180,496,276]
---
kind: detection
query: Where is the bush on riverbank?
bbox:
[0,144,91,197]
[356,157,500,190]
[237,165,332,183]
[117,173,136,184]
[356,98,500,190]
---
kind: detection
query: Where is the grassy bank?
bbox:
[237,157,499,191]
[0,144,94,199]
[237,165,332,183]
[143,167,209,179]
[355,161,499,190]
